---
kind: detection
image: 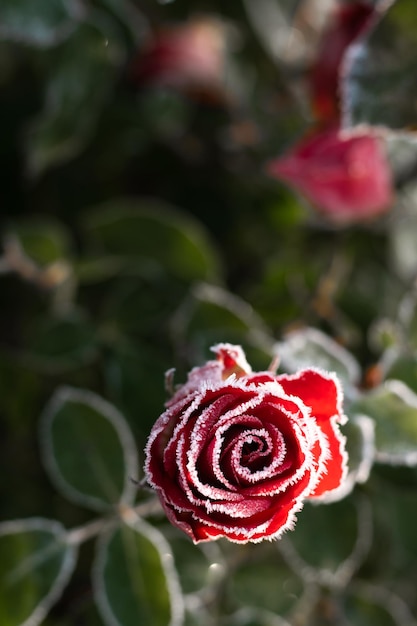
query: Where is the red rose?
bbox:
[310,1,375,124]
[129,18,225,93]
[145,344,347,544]
[268,127,393,224]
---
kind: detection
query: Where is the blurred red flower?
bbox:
[310,1,375,124]
[129,18,225,96]
[145,343,347,544]
[268,127,393,224]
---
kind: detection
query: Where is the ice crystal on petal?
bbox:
[145,344,348,543]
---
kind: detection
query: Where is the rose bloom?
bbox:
[145,344,348,544]
[129,18,225,93]
[310,1,375,123]
[268,127,393,224]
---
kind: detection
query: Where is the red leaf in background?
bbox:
[310,1,375,124]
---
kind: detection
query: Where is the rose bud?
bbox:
[268,127,393,224]
[145,343,348,544]
[129,17,226,97]
[310,1,375,124]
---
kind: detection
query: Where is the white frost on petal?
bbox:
[211,343,253,375]
[308,414,349,503]
[187,484,310,543]
[229,427,287,483]
[277,366,347,425]
[144,391,204,489]
[145,344,350,544]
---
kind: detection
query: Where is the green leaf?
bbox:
[93,0,147,42]
[183,610,211,626]
[0,353,43,433]
[166,532,211,594]
[19,312,98,374]
[340,414,375,497]
[352,380,417,465]
[100,272,188,337]
[0,0,76,47]
[7,217,72,267]
[103,342,167,440]
[40,387,139,511]
[276,327,360,393]
[396,288,417,352]
[385,134,417,183]
[344,582,415,626]
[372,479,417,563]
[138,91,191,141]
[82,199,222,283]
[172,282,273,364]
[0,518,77,626]
[230,544,303,616]
[390,180,417,281]
[281,495,372,586]
[224,607,292,626]
[383,354,417,394]
[343,0,417,130]
[26,17,123,175]
[93,518,184,626]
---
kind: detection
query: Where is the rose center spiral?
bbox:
[241,435,269,469]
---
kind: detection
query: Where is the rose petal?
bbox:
[180,469,313,543]
[145,345,349,543]
[277,368,344,423]
[307,416,348,499]
[268,129,394,224]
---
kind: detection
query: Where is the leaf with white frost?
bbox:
[0,518,77,626]
[40,386,139,511]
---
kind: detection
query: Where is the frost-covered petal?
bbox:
[277,368,344,424]
[144,344,349,544]
[277,368,348,497]
[308,416,348,499]
[268,129,393,224]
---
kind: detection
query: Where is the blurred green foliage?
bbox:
[2,0,417,624]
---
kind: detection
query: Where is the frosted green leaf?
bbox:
[0,518,77,626]
[27,18,123,175]
[280,496,371,587]
[352,380,417,465]
[165,532,211,595]
[225,607,292,626]
[93,517,184,626]
[383,354,417,394]
[40,387,139,511]
[230,541,303,617]
[397,288,417,351]
[338,414,375,498]
[345,582,416,626]
[342,0,417,130]
[390,180,417,281]
[0,0,77,47]
[276,327,360,391]
[172,282,274,362]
